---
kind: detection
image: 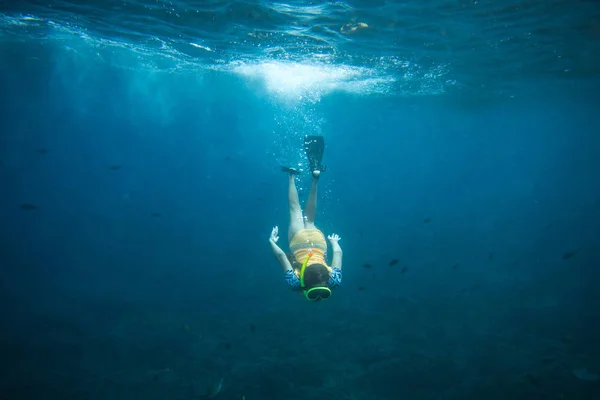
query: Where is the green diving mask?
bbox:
[299,251,332,301]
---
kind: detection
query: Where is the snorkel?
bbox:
[299,251,313,289]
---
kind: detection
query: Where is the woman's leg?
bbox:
[288,173,305,242]
[304,171,320,229]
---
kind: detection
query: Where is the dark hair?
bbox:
[303,263,330,288]
[286,253,302,270]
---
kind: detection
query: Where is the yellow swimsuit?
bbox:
[289,229,328,267]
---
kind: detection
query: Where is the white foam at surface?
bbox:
[231,60,393,103]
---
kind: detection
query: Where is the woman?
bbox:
[268,136,343,300]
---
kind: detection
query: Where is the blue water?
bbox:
[1,1,600,399]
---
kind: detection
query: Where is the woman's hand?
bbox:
[269,226,292,271]
[327,233,341,244]
[270,226,280,243]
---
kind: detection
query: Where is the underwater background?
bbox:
[1,0,600,399]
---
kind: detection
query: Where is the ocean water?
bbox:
[1,0,600,399]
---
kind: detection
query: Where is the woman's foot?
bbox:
[281,166,301,175]
[312,170,321,179]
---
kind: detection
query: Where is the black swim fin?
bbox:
[304,135,326,172]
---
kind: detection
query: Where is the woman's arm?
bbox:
[331,247,343,270]
[328,234,343,270]
[269,226,293,272]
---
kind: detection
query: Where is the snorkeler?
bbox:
[269,135,343,300]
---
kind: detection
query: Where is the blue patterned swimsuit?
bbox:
[285,268,342,291]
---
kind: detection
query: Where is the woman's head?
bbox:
[301,263,332,300]
[303,263,330,289]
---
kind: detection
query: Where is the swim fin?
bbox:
[304,135,326,172]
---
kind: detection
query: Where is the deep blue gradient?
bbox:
[1,1,600,399]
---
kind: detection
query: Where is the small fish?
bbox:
[488,252,494,261]
[151,212,161,217]
[206,377,224,399]
[525,373,540,387]
[250,323,256,333]
[20,203,38,210]
[224,343,231,351]
[562,251,576,260]
[358,286,366,291]
[541,356,555,365]
[451,263,460,270]
[458,284,482,295]
[560,335,573,344]
[423,217,431,223]
[108,165,122,171]
[150,367,170,382]
[389,259,399,266]
[36,148,50,155]
[372,273,376,279]
[401,266,408,274]
[362,263,372,269]
[572,367,599,381]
